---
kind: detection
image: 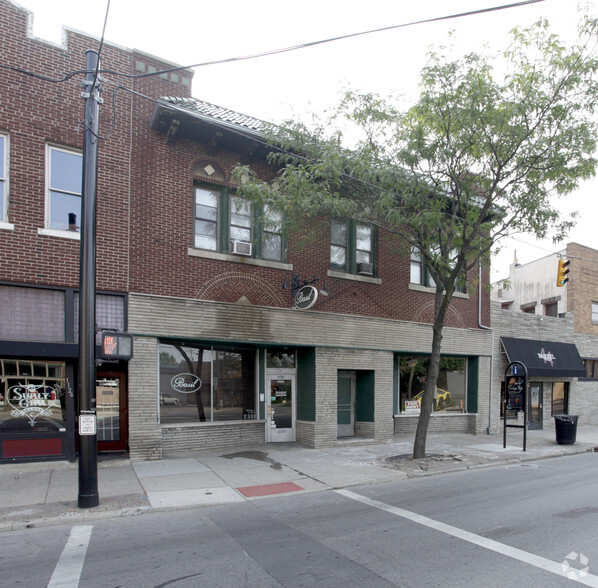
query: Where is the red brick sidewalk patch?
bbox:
[237,482,304,497]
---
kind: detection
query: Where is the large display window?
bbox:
[159,342,256,423]
[400,356,467,413]
[0,359,68,433]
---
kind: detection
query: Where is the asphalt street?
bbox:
[3,452,598,587]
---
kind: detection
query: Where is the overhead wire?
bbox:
[1,0,545,83]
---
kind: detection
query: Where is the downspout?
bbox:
[479,261,494,435]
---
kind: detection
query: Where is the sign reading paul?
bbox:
[294,285,318,310]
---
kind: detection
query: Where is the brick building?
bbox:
[0,0,493,462]
[491,243,598,431]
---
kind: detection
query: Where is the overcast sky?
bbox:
[13,0,598,280]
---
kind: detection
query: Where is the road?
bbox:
[3,452,598,587]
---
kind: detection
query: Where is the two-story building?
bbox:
[0,0,493,462]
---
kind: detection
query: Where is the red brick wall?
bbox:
[0,0,490,330]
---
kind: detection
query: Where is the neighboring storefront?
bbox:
[499,336,585,429]
[0,283,129,461]
[491,302,592,433]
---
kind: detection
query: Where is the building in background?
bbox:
[0,0,493,462]
[491,243,598,431]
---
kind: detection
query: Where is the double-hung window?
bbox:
[47,145,83,232]
[0,134,7,223]
[193,184,285,262]
[330,220,374,275]
[410,247,466,292]
[410,247,436,287]
[262,205,283,261]
[194,187,219,250]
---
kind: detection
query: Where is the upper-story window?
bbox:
[410,247,466,293]
[47,145,82,232]
[193,184,284,262]
[592,302,598,324]
[330,219,374,276]
[0,134,7,222]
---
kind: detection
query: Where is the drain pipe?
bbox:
[479,262,494,435]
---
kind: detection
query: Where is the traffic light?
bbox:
[557,259,570,287]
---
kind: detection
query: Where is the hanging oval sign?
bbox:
[171,373,202,394]
[295,285,318,310]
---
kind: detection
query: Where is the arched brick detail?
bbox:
[412,300,466,329]
[195,272,286,307]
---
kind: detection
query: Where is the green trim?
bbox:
[134,332,490,358]
[355,371,375,422]
[467,356,479,413]
[297,348,316,421]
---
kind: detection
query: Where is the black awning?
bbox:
[501,337,586,378]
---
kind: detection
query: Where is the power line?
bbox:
[1,0,545,83]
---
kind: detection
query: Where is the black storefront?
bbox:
[500,337,586,429]
[0,284,129,462]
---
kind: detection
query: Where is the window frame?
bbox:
[45,144,83,234]
[193,183,286,263]
[330,219,375,276]
[0,133,8,225]
[592,302,598,324]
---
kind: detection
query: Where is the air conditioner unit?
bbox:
[357,262,373,276]
[232,240,252,256]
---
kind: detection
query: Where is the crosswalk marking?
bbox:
[336,489,598,587]
[47,525,93,588]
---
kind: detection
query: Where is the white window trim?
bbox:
[45,143,82,234]
[0,132,8,225]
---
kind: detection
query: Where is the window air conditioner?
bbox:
[356,262,373,276]
[232,240,252,256]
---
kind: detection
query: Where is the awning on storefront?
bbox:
[500,337,586,378]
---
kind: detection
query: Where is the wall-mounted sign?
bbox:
[171,373,202,394]
[295,285,318,310]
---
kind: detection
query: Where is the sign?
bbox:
[101,332,133,360]
[404,400,421,414]
[7,383,62,427]
[294,285,318,310]
[79,414,96,436]
[506,376,525,411]
[171,373,202,394]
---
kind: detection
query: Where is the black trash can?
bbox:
[554,415,579,445]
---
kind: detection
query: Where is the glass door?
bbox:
[337,372,355,437]
[96,370,128,452]
[266,375,296,442]
[528,383,543,430]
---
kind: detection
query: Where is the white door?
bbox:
[266,375,296,442]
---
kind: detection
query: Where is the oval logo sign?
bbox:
[295,285,318,310]
[171,373,202,394]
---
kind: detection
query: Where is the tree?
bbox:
[234,17,598,458]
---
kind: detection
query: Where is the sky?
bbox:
[12,0,598,280]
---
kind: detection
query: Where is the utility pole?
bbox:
[78,50,103,509]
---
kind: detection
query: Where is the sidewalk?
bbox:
[1,426,597,532]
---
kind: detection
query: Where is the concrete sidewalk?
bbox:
[1,426,597,531]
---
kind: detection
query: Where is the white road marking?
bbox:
[47,525,93,588]
[336,489,598,587]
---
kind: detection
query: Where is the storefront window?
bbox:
[552,382,569,415]
[399,356,466,413]
[0,359,67,433]
[159,343,256,423]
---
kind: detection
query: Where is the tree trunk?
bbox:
[413,287,452,459]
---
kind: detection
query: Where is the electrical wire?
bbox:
[1,0,544,83]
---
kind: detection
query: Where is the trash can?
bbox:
[554,415,579,445]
